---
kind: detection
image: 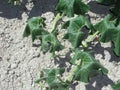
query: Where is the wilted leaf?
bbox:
[35,68,67,89]
[23,17,46,41]
[56,0,89,17]
[94,15,120,56]
[112,82,120,90]
[62,15,89,48]
[41,32,64,53]
[23,17,63,53]
[113,30,120,56]
[70,49,108,83]
[94,15,116,42]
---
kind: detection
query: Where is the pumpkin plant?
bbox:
[9,0,120,89]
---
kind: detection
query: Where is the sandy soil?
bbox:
[0,0,120,90]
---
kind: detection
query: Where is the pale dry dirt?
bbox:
[0,0,120,90]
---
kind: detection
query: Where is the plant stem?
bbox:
[82,31,99,49]
[51,13,64,32]
[66,60,81,83]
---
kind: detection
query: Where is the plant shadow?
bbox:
[66,73,114,90]
[0,0,28,19]
[54,51,72,72]
[28,0,58,18]
[69,74,114,90]
[0,0,58,19]
[88,42,120,62]
[85,74,114,90]
[88,1,110,16]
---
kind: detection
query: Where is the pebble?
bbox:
[9,71,15,75]
[11,63,18,69]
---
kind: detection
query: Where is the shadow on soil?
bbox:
[0,0,58,19]
[88,1,110,17]
[89,42,120,62]
[69,74,114,90]
[54,51,72,72]
[53,48,116,90]
[85,74,114,90]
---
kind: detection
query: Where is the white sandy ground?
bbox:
[0,0,120,90]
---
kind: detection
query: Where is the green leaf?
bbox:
[113,30,120,56]
[94,15,120,56]
[23,17,63,53]
[112,82,120,90]
[23,17,46,42]
[41,32,64,53]
[62,21,70,29]
[74,0,89,15]
[94,15,116,42]
[70,49,108,83]
[63,15,89,48]
[35,68,67,89]
[56,0,89,17]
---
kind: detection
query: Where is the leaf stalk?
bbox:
[82,31,99,49]
[66,60,81,83]
[51,13,64,32]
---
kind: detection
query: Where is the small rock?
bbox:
[11,63,18,69]
[4,70,9,75]
[9,71,15,74]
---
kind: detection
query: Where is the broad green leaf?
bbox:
[94,15,120,56]
[41,33,64,53]
[23,17,46,41]
[63,15,89,48]
[94,15,116,42]
[62,21,70,29]
[23,17,63,53]
[113,30,120,56]
[70,49,108,83]
[74,0,89,15]
[112,82,120,90]
[56,0,89,17]
[35,68,67,89]
[70,49,81,64]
